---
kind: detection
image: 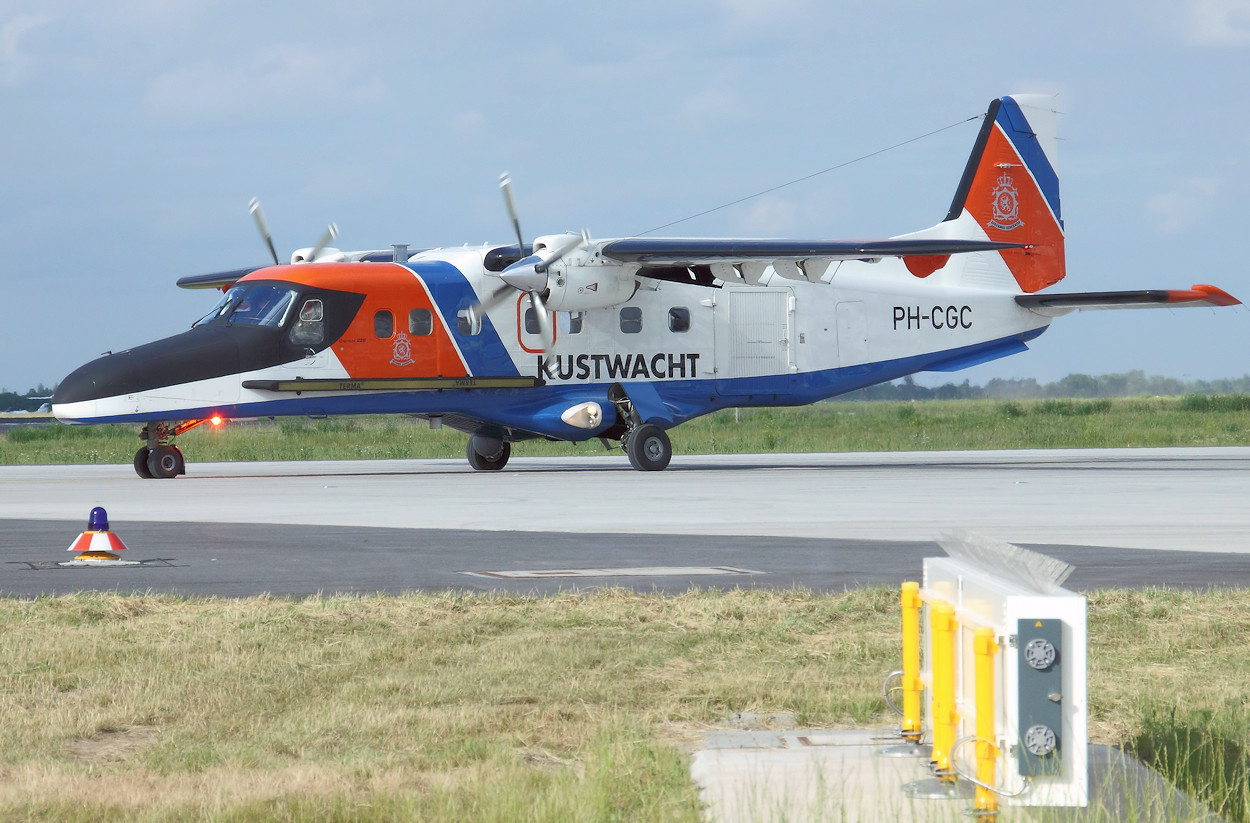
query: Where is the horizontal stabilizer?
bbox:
[600,237,1022,266]
[1017,284,1240,316]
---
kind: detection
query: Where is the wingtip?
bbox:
[1188,284,1241,307]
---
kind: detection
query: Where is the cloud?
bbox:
[1146,176,1221,233]
[144,43,384,124]
[1185,0,1250,45]
[734,195,799,236]
[1,13,52,87]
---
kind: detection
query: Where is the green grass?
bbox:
[1,588,1248,821]
[4,395,1250,466]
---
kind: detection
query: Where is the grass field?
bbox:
[0,588,1247,821]
[4,399,1249,819]
[3,394,1250,466]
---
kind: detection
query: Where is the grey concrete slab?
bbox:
[691,730,1222,822]
[2,448,1248,552]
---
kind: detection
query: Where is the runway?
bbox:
[3,448,1249,597]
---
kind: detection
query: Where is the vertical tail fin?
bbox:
[946,95,1065,293]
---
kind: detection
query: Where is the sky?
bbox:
[1,0,1248,393]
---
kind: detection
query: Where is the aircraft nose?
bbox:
[52,360,105,406]
[52,327,245,408]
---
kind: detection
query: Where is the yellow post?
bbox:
[974,627,1000,814]
[901,582,922,743]
[929,602,958,777]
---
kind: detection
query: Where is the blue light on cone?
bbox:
[88,506,109,532]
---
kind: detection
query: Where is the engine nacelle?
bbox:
[544,258,639,311]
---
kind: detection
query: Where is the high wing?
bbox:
[176,267,268,290]
[176,251,402,290]
[600,237,1022,265]
[599,237,1022,283]
[1016,284,1240,316]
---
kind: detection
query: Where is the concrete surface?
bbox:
[691,729,1221,822]
[1,448,1249,552]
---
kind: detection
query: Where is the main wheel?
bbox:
[625,424,672,471]
[466,436,511,471]
[134,447,154,479]
[146,444,185,479]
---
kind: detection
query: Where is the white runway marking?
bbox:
[462,566,762,579]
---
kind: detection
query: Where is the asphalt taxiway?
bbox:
[3,448,1248,596]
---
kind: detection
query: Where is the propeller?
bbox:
[249,197,280,266]
[466,173,582,351]
[248,197,340,265]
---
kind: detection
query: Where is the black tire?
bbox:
[466,436,511,471]
[134,447,154,479]
[625,424,671,471]
[147,444,184,479]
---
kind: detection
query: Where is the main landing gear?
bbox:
[466,434,511,471]
[622,424,672,471]
[134,420,208,479]
[608,382,673,472]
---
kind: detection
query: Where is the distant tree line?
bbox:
[0,385,54,413]
[840,371,1250,401]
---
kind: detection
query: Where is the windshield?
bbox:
[193,284,298,329]
[228,285,297,327]
[194,285,244,327]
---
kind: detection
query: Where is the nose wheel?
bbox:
[134,421,200,478]
[134,444,186,479]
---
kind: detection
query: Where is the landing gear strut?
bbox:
[134,420,200,479]
[608,382,674,472]
[466,434,511,471]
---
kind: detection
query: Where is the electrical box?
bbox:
[921,544,1087,808]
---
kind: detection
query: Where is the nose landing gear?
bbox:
[134,419,209,479]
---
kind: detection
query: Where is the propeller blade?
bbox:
[309,223,339,263]
[248,198,280,265]
[467,283,515,329]
[500,173,524,250]
[528,290,554,352]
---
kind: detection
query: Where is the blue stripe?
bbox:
[406,261,520,377]
[67,329,1046,438]
[997,97,1062,228]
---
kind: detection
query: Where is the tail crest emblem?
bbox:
[988,168,1024,231]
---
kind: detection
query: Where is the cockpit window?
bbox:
[289,298,324,346]
[228,285,297,328]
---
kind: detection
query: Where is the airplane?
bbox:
[52,94,1240,478]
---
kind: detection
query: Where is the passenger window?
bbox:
[409,308,433,336]
[374,310,394,338]
[558,311,584,334]
[457,308,481,336]
[289,299,324,346]
[619,306,642,334]
[524,307,540,335]
[669,307,691,333]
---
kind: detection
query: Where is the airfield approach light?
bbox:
[66,506,129,561]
